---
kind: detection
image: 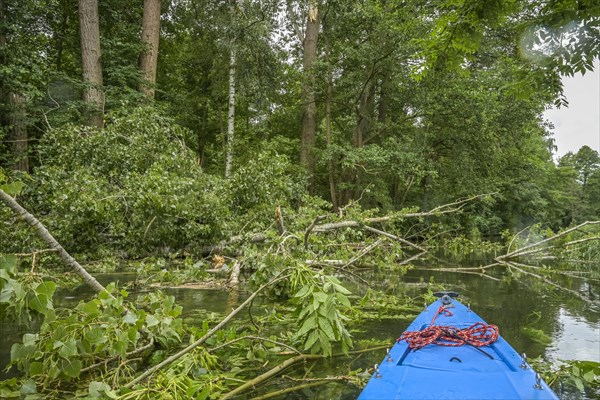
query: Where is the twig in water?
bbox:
[208,335,301,355]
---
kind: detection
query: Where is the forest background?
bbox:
[0,0,599,399]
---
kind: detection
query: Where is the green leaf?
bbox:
[296,315,317,338]
[84,328,105,344]
[319,335,332,356]
[123,311,138,325]
[583,370,595,383]
[0,181,23,196]
[304,330,319,350]
[58,338,78,358]
[146,314,159,327]
[28,294,48,314]
[0,254,18,275]
[10,344,22,362]
[336,293,351,308]
[22,334,37,346]
[319,317,337,341]
[28,362,44,376]
[59,358,82,378]
[83,300,99,316]
[294,285,311,299]
[89,381,116,398]
[34,281,56,297]
[19,380,36,396]
[313,292,328,303]
[0,288,13,303]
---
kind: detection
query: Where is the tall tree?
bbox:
[139,0,161,99]
[6,93,28,172]
[298,1,320,179]
[225,0,237,178]
[78,0,104,128]
[0,0,31,172]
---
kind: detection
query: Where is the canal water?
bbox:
[1,265,598,399]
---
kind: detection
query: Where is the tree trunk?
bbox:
[225,46,236,178]
[54,9,70,71]
[1,1,28,172]
[324,35,337,211]
[299,2,319,180]
[342,80,374,204]
[7,93,29,172]
[138,0,161,99]
[78,0,104,128]
[352,80,374,148]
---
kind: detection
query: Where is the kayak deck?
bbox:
[358,297,559,399]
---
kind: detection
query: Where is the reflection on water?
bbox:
[549,308,600,362]
[1,266,599,399]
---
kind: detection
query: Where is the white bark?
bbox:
[224,46,236,177]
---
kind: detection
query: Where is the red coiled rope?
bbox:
[397,306,499,350]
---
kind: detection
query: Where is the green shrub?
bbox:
[24,107,231,256]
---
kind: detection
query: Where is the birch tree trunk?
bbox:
[225,45,236,178]
[224,0,237,178]
[0,189,107,294]
[138,0,161,99]
[78,0,104,128]
[299,2,319,180]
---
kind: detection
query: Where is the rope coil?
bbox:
[397,306,499,350]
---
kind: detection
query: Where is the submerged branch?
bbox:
[208,335,301,355]
[221,346,387,400]
[249,381,329,400]
[505,262,590,302]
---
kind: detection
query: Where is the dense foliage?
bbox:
[1,0,599,399]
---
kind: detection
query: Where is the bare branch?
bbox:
[304,215,327,249]
[498,221,600,260]
[363,226,426,252]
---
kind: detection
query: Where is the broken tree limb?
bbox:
[315,193,497,231]
[227,261,241,289]
[124,271,292,388]
[363,225,426,252]
[304,215,327,249]
[81,338,155,373]
[340,238,384,270]
[498,221,600,260]
[0,188,107,293]
[220,345,387,400]
[275,206,285,235]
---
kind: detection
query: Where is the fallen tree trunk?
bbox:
[0,188,107,293]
